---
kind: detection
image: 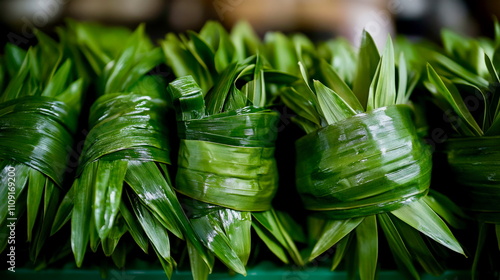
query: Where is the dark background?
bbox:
[1,0,500,48]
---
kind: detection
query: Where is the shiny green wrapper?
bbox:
[421,25,500,278]
[280,32,464,280]
[177,139,278,211]
[176,108,279,212]
[0,97,77,185]
[0,31,86,261]
[168,72,304,278]
[446,136,500,223]
[297,105,432,219]
[48,23,210,278]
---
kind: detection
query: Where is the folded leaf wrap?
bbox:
[0,96,77,186]
[296,105,432,219]
[178,108,279,147]
[446,136,500,224]
[176,108,280,212]
[77,92,170,174]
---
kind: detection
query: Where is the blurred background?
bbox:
[0,0,499,49]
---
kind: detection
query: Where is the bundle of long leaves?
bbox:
[0,30,87,262]
[280,31,465,280]
[163,21,304,279]
[423,26,500,279]
[50,21,209,277]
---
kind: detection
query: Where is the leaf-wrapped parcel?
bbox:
[281,31,464,280]
[0,32,86,261]
[423,26,500,279]
[167,71,303,279]
[163,21,303,280]
[297,105,432,218]
[50,22,209,278]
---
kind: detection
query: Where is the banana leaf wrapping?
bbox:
[421,26,500,278]
[445,136,500,278]
[0,97,77,255]
[0,33,86,261]
[168,74,303,278]
[0,97,78,185]
[163,21,303,278]
[61,82,202,273]
[280,32,464,280]
[176,111,279,211]
[446,137,500,224]
[50,23,209,277]
[77,92,170,168]
[174,82,279,211]
[296,105,432,219]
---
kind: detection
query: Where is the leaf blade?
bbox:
[356,215,378,280]
[391,199,464,255]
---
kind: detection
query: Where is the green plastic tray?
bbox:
[0,262,471,280]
